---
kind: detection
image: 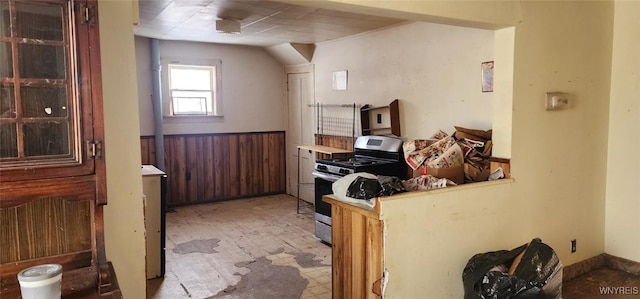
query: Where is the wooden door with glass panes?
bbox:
[0,0,120,297]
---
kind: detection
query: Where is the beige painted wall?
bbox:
[380,182,521,298]
[98,1,147,298]
[605,0,640,262]
[491,27,515,159]
[312,21,495,138]
[509,0,612,262]
[135,38,286,136]
[314,1,614,298]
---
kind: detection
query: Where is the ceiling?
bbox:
[134,0,408,47]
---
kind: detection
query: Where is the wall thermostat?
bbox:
[545,92,570,110]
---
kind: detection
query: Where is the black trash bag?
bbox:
[462,238,563,299]
[377,175,407,196]
[345,176,381,200]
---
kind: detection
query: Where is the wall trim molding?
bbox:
[140,130,286,138]
[563,253,640,281]
[604,253,640,276]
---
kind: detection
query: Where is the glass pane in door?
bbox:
[21,86,67,117]
[15,2,63,41]
[0,84,15,118]
[23,121,69,156]
[0,1,8,37]
[0,42,12,77]
[0,122,17,158]
[18,44,65,79]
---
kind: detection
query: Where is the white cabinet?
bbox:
[142,165,166,279]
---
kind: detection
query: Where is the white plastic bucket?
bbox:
[17,264,62,299]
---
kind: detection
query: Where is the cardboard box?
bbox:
[489,157,511,178]
[464,162,490,182]
[413,165,465,185]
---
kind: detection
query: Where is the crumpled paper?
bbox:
[402,175,457,191]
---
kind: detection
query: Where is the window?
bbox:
[168,62,221,116]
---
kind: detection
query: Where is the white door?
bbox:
[286,70,314,203]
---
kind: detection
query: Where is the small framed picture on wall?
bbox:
[481,61,494,92]
[332,70,348,91]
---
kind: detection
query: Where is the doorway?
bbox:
[285,65,315,204]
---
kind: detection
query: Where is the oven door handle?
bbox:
[312,171,343,182]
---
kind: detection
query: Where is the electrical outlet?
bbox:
[571,239,577,253]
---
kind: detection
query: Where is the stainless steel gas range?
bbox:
[311,135,407,244]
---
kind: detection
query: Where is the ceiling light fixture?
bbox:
[216,19,241,34]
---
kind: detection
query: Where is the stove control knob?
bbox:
[317,165,328,171]
[339,168,350,175]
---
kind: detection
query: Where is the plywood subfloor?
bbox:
[147,195,330,299]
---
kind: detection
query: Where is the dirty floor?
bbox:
[147,194,640,299]
[147,195,330,299]
[563,266,640,299]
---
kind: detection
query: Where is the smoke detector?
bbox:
[216,19,241,34]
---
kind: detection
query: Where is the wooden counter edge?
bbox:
[297,145,353,155]
[322,195,381,219]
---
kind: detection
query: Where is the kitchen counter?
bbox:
[326,178,514,215]
[296,144,353,155]
[323,177,516,298]
[323,195,380,219]
[323,194,384,299]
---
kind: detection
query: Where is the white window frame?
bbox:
[168,64,214,116]
[162,57,223,118]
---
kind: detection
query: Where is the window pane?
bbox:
[0,84,15,118]
[173,97,207,115]
[15,2,64,41]
[0,42,12,77]
[19,44,65,79]
[1,1,9,37]
[21,86,67,117]
[172,90,209,115]
[0,122,17,158]
[23,121,69,156]
[170,67,212,90]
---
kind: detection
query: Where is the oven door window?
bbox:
[314,177,334,217]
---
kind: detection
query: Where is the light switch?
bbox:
[545,92,570,110]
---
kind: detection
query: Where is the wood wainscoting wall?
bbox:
[140,132,286,207]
